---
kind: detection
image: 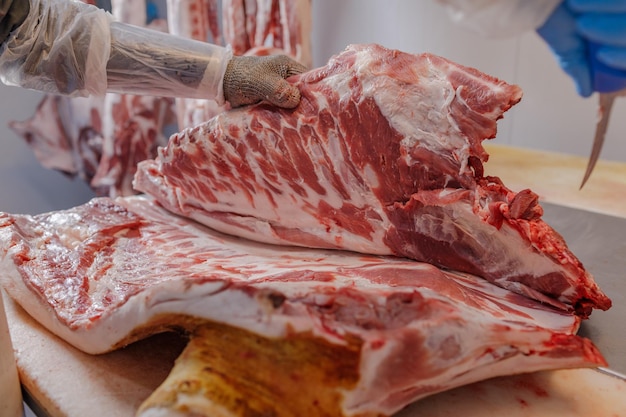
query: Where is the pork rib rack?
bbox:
[134,43,610,317]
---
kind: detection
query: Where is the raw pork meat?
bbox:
[0,195,606,417]
[89,93,176,197]
[134,43,611,317]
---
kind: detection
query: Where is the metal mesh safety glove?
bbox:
[223,55,308,109]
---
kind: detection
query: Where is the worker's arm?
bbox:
[0,0,306,108]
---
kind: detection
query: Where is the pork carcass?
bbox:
[9,95,105,192]
[0,195,607,417]
[220,0,312,66]
[89,0,177,197]
[9,0,175,198]
[134,43,610,317]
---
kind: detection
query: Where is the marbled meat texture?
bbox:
[0,195,606,416]
[134,43,611,317]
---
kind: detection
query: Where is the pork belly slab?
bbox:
[134,43,610,316]
[0,196,606,416]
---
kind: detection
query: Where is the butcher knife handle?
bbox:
[589,41,626,93]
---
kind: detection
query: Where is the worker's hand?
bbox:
[223,55,308,109]
[568,0,626,71]
[536,2,594,97]
[537,0,626,97]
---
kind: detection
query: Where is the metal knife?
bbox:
[580,92,618,189]
[580,42,626,189]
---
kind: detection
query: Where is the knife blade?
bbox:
[580,92,616,189]
[580,42,626,189]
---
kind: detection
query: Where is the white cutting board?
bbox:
[399,367,626,417]
[0,292,22,417]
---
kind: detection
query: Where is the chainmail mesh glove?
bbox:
[223,54,308,109]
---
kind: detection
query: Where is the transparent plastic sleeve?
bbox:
[0,0,232,101]
[106,22,232,102]
[437,0,562,38]
[0,0,112,96]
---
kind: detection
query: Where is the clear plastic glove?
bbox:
[223,55,308,109]
[536,2,593,97]
[569,0,626,71]
[437,0,561,38]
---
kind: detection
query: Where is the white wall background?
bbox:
[1,0,625,215]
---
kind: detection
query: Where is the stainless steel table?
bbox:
[542,202,626,373]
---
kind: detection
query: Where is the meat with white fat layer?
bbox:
[134,43,610,316]
[0,195,606,416]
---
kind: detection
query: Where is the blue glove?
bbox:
[569,0,626,71]
[536,2,593,97]
[537,0,626,97]
[568,0,626,13]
